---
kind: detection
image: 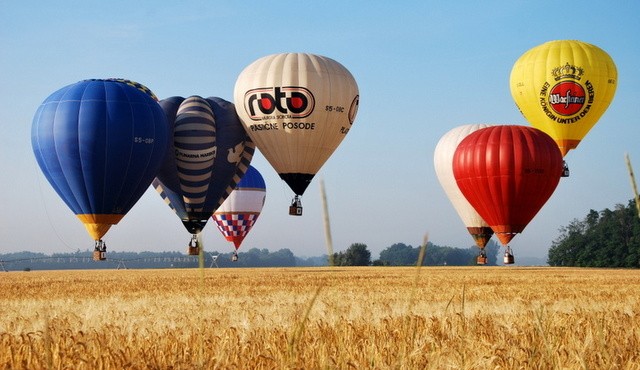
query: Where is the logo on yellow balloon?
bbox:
[549,81,586,116]
[539,62,595,124]
[551,62,584,81]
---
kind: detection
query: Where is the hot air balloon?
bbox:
[31,79,169,260]
[234,53,359,215]
[212,165,266,261]
[452,125,563,264]
[153,96,254,255]
[434,124,493,264]
[510,40,617,159]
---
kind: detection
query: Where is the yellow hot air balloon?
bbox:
[234,53,359,215]
[510,40,617,157]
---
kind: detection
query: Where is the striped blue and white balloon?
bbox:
[153,96,254,235]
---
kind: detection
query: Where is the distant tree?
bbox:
[345,243,371,266]
[548,200,640,267]
[332,243,371,266]
[378,243,422,266]
[377,241,500,266]
[265,248,296,267]
[423,245,471,265]
[296,255,329,267]
[484,240,501,265]
[547,218,588,266]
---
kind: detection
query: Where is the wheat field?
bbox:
[1,266,639,369]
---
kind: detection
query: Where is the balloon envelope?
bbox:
[510,40,617,156]
[153,96,255,235]
[452,125,563,245]
[31,79,169,240]
[434,124,493,248]
[233,53,359,196]
[212,165,266,249]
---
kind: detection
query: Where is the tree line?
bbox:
[331,241,501,266]
[0,249,323,271]
[548,199,640,267]
[1,241,503,271]
[9,196,638,270]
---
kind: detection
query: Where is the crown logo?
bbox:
[551,62,584,81]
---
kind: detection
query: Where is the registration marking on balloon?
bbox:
[134,137,156,144]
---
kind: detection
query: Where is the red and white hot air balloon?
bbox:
[452,125,563,264]
[434,124,493,264]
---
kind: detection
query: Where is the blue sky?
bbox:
[2,1,639,260]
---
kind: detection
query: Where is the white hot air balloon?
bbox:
[234,53,359,215]
[434,124,493,264]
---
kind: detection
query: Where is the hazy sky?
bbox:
[2,1,639,260]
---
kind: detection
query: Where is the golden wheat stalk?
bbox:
[319,178,334,266]
[625,153,640,218]
[288,178,333,360]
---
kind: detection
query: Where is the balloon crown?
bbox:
[552,62,584,81]
[82,78,159,101]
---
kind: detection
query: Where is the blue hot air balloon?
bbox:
[152,96,254,255]
[31,79,169,259]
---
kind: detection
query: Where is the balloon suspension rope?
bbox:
[34,162,77,252]
[195,231,205,367]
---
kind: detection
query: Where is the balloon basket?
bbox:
[289,195,303,216]
[187,234,200,255]
[289,205,303,216]
[562,161,570,177]
[503,253,515,264]
[93,251,106,261]
[502,246,515,264]
[476,255,488,265]
[93,240,107,261]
